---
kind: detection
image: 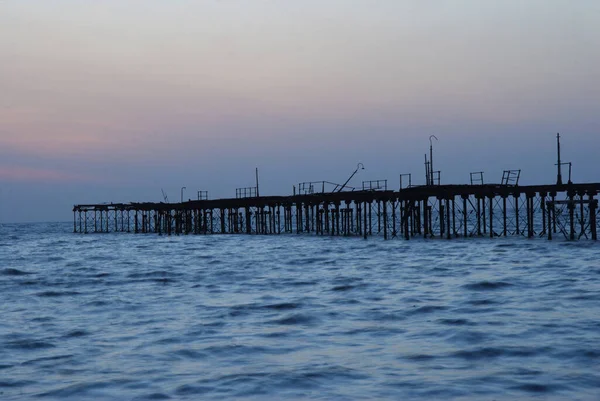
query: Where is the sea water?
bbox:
[1,222,599,400]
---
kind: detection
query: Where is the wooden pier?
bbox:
[73,183,599,241]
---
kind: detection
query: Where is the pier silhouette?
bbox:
[73,135,599,241]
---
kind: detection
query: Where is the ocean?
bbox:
[1,222,599,400]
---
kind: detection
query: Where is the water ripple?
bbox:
[0,223,598,400]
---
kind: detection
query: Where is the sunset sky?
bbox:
[1,1,599,222]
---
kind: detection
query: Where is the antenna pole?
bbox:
[424,154,430,186]
[556,133,563,185]
[255,168,260,197]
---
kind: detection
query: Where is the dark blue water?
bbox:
[1,222,599,400]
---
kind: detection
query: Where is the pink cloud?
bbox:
[0,166,92,182]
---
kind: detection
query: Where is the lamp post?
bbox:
[337,163,365,192]
[429,135,438,186]
[180,186,186,203]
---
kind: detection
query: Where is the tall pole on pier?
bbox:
[181,186,186,203]
[255,168,260,197]
[424,154,430,186]
[556,133,563,185]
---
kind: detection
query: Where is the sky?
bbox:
[1,1,599,223]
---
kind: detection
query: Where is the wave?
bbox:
[1,268,32,276]
[36,291,80,297]
[463,281,513,291]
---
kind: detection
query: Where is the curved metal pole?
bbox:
[338,163,365,192]
[181,186,186,203]
[429,135,438,186]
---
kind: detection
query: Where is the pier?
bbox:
[73,183,599,241]
[72,135,599,241]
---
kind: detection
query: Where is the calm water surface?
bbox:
[1,222,599,400]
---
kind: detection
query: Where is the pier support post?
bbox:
[297,203,302,234]
[514,193,520,235]
[383,199,388,240]
[579,192,585,239]
[476,197,481,236]
[316,207,321,235]
[415,200,421,235]
[246,207,251,234]
[527,194,534,238]
[369,201,373,236]
[404,201,410,240]
[540,193,546,237]
[423,199,429,238]
[305,204,310,233]
[452,198,456,237]
[157,212,162,236]
[547,199,553,241]
[399,201,404,238]
[502,196,507,236]
[590,195,597,241]
[364,201,369,239]
[407,201,412,236]
[357,202,362,236]
[482,196,486,235]
[346,202,352,236]
[392,200,397,238]
[220,208,226,234]
[336,202,341,236]
[331,205,335,236]
[377,201,382,234]
[569,191,575,240]
[551,192,557,234]
[439,198,444,237]
[462,195,468,237]
[172,210,181,235]
[446,198,451,239]
[324,203,329,234]
[167,212,172,236]
[277,205,281,234]
[490,196,495,238]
